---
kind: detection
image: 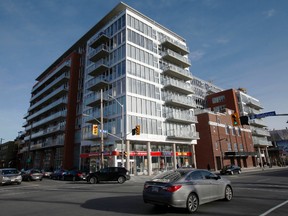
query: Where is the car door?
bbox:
[201,170,223,201]
[186,170,212,204]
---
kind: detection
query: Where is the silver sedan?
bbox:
[143,168,233,213]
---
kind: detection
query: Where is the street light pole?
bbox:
[108,94,124,167]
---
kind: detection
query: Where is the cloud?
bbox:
[190,50,205,61]
[263,9,276,18]
[216,38,230,44]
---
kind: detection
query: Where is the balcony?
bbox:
[86,75,109,91]
[164,111,197,124]
[252,137,273,147]
[162,49,191,68]
[85,92,108,107]
[88,45,109,62]
[30,73,69,102]
[87,59,109,77]
[162,64,193,81]
[249,119,267,127]
[32,60,71,93]
[252,128,270,137]
[83,112,109,124]
[246,99,263,109]
[162,77,194,95]
[88,32,110,49]
[25,111,67,131]
[28,85,68,111]
[167,129,199,140]
[163,94,196,109]
[27,97,67,121]
[160,37,189,55]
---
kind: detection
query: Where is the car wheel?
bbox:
[89,177,97,184]
[17,182,21,185]
[40,178,43,181]
[117,176,125,184]
[186,193,199,213]
[224,186,233,201]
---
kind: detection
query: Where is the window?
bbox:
[212,95,225,104]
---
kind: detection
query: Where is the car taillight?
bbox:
[164,185,182,192]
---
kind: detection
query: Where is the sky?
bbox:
[0,0,287,142]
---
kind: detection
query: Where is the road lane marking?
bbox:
[259,200,288,216]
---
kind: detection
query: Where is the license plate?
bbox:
[151,187,159,192]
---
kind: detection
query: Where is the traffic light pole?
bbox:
[108,94,124,167]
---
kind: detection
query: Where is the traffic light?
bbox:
[231,113,240,126]
[92,124,98,135]
[135,125,140,135]
[240,116,249,125]
[124,151,128,158]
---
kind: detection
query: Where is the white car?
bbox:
[0,168,22,186]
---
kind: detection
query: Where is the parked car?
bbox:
[143,168,233,213]
[220,165,241,175]
[41,169,53,178]
[62,170,85,181]
[50,169,67,180]
[0,168,22,186]
[87,167,130,184]
[21,169,44,181]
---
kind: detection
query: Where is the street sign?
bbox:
[250,111,276,119]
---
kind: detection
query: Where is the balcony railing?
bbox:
[88,32,110,49]
[163,93,196,109]
[249,119,267,127]
[162,64,193,81]
[32,60,71,93]
[88,44,109,62]
[30,73,69,102]
[166,129,199,140]
[162,49,191,68]
[87,59,109,77]
[85,92,108,107]
[28,85,68,111]
[27,97,67,121]
[25,111,67,132]
[164,110,197,124]
[86,75,109,91]
[162,77,194,95]
[252,128,270,137]
[252,137,273,147]
[160,37,189,55]
[246,98,263,109]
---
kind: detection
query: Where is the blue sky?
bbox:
[1,0,287,141]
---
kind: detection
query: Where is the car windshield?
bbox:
[2,169,18,175]
[152,170,188,183]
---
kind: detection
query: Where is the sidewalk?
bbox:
[130,166,288,183]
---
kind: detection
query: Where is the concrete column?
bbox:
[173,143,177,169]
[147,142,152,176]
[265,147,271,165]
[126,140,130,172]
[192,144,197,168]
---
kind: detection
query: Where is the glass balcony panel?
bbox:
[162,77,194,95]
[88,44,109,62]
[162,49,191,68]
[88,32,110,49]
[160,37,189,55]
[162,64,193,81]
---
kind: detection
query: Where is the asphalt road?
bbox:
[0,167,287,216]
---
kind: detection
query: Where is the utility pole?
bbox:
[0,138,4,144]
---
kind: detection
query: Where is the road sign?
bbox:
[250,111,276,119]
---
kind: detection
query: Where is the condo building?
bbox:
[20,2,199,175]
[205,88,272,167]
